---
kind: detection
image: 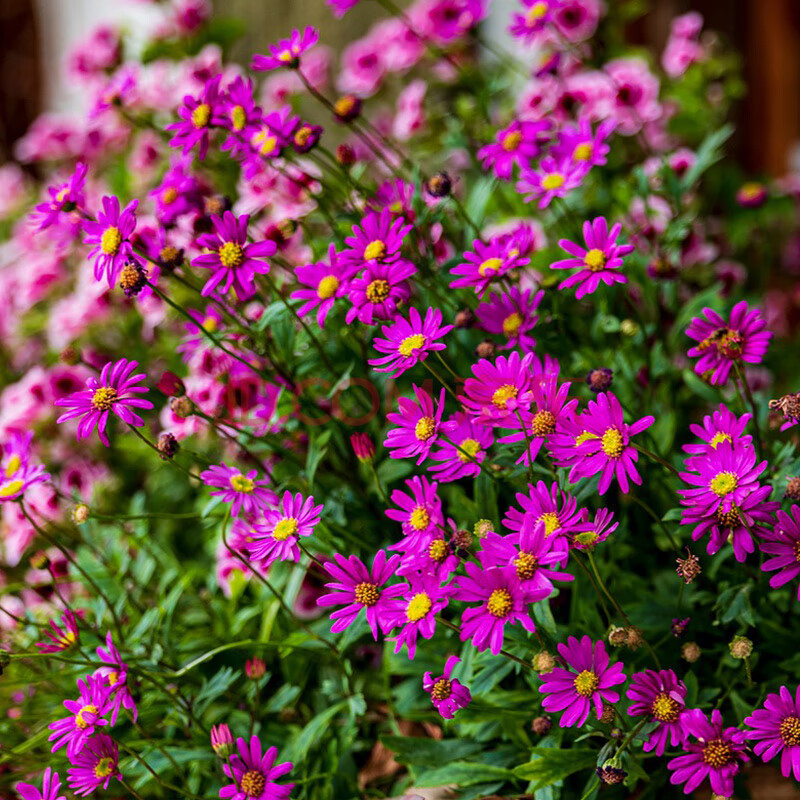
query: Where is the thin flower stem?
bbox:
[369,460,388,504]
[434,350,462,383]
[121,779,148,800]
[126,425,201,481]
[734,363,763,460]
[436,615,532,670]
[628,493,681,553]
[421,358,458,401]
[118,742,204,800]
[634,444,680,478]
[573,556,612,624]
[514,409,535,484]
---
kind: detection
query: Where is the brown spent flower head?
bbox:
[586,367,613,393]
[728,635,753,660]
[600,703,616,724]
[676,549,702,584]
[769,392,800,424]
[473,519,494,539]
[59,345,81,365]
[532,650,556,674]
[475,340,496,359]
[608,626,628,647]
[336,143,356,166]
[786,476,800,502]
[455,308,476,329]
[452,528,473,552]
[157,432,180,460]
[625,627,645,651]
[681,642,701,663]
[596,765,627,785]
[71,503,90,525]
[426,171,452,198]
[170,396,195,419]
[531,716,551,735]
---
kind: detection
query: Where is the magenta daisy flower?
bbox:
[760,505,800,600]
[66,734,121,797]
[668,709,749,797]
[547,410,598,477]
[551,217,634,299]
[82,195,139,287]
[454,563,548,655]
[397,520,461,580]
[32,162,87,230]
[200,463,277,517]
[517,156,585,209]
[16,768,66,800]
[387,571,451,659]
[55,359,153,447]
[423,656,472,719]
[503,480,583,540]
[95,631,137,725]
[291,245,355,328]
[683,404,753,456]
[369,307,453,378]
[49,674,112,758]
[571,507,619,550]
[569,392,654,494]
[551,119,615,170]
[476,287,544,352]
[251,26,319,71]
[345,258,417,325]
[246,491,323,567]
[478,513,573,593]
[428,412,493,483]
[626,669,688,755]
[477,119,551,180]
[686,301,772,385]
[509,0,555,42]
[36,609,80,653]
[384,386,446,464]
[166,75,222,160]
[745,685,800,780]
[193,211,277,301]
[539,636,626,727]
[343,208,413,270]
[318,550,404,639]
[0,431,49,502]
[450,237,530,297]
[221,736,294,800]
[460,351,535,427]
[386,475,444,551]
[215,76,261,143]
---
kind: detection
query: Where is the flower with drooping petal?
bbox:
[49,674,112,758]
[683,404,753,456]
[627,669,688,755]
[31,162,87,230]
[539,636,626,727]
[246,491,323,567]
[193,211,277,301]
[200,463,277,517]
[450,237,530,297]
[517,156,584,208]
[667,709,749,797]
[569,392,654,494]
[386,571,451,659]
[476,287,544,352]
[760,505,800,601]
[67,734,121,796]
[55,359,153,447]
[82,195,139,287]
[571,507,619,550]
[745,685,800,780]
[477,119,550,180]
[551,217,634,299]
[220,736,294,800]
[16,768,66,800]
[384,386,446,464]
[95,631,137,725]
[291,244,355,328]
[686,301,772,385]
[460,351,535,427]
[36,609,80,653]
[166,74,222,160]
[0,431,49,501]
[423,656,471,719]
[251,27,319,71]
[317,549,404,639]
[428,412,493,483]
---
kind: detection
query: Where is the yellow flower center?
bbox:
[366,279,390,304]
[431,677,452,700]
[538,511,561,536]
[573,670,599,697]
[651,692,682,722]
[75,704,99,729]
[414,416,436,441]
[541,173,565,190]
[354,581,379,607]
[202,315,218,333]
[240,769,266,797]
[406,592,433,622]
[710,471,738,496]
[107,670,120,687]
[479,257,503,277]
[0,479,24,498]
[601,428,624,458]
[410,506,430,530]
[56,187,70,203]
[584,248,607,272]
[573,142,593,161]
[317,275,339,299]
[399,334,426,357]
[294,126,314,148]
[739,182,763,201]
[91,386,118,412]
[457,438,482,463]
[780,716,800,746]
[710,432,732,448]
[428,539,449,562]
[491,384,518,409]
[231,105,246,131]
[100,226,122,256]
[575,430,598,446]
[486,588,513,618]
[514,551,538,580]
[58,629,78,648]
[278,50,294,64]
[94,757,116,779]
[532,409,557,436]
[702,739,734,768]
[527,1,548,22]
[502,312,523,337]
[229,474,255,493]
[5,455,21,477]
[364,240,387,261]
[191,103,211,128]
[161,187,178,205]
[253,131,278,156]
[219,241,245,269]
[273,517,298,541]
[501,130,523,152]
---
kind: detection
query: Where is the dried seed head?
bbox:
[475,340,496,359]
[170,396,194,419]
[532,650,555,674]
[728,635,753,660]
[71,503,90,525]
[426,171,452,198]
[681,642,701,663]
[157,433,180,460]
[676,549,702,584]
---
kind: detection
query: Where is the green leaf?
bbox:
[380,736,484,768]
[513,747,598,789]
[414,761,516,788]
[287,701,348,762]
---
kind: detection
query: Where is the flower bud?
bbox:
[728,635,753,660]
[336,143,356,166]
[681,642,701,663]
[59,346,81,365]
[531,716,551,735]
[426,171,452,198]
[596,764,627,785]
[475,340,496,359]
[157,371,186,397]
[71,504,90,525]
[473,519,493,539]
[454,308,475,329]
[170,396,194,419]
[532,650,555,674]
[671,617,690,637]
[157,433,180,460]
[786,476,800,502]
[585,367,613,393]
[211,723,234,757]
[246,657,266,679]
[333,94,362,122]
[350,433,375,463]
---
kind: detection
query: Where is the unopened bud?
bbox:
[157,433,180,460]
[157,371,186,397]
[211,723,234,757]
[596,764,627,785]
[71,504,90,525]
[336,143,356,166]
[681,642,701,663]
[531,716,551,734]
[475,340,496,359]
[245,657,266,679]
[350,433,375,463]
[426,171,452,198]
[532,650,555,674]
[454,308,475,329]
[170,396,194,418]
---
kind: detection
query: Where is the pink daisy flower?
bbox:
[423,656,472,719]
[36,609,80,653]
[428,412,493,483]
[551,119,615,170]
[745,685,800,780]
[397,519,461,580]
[386,475,444,551]
[200,463,277,517]
[476,287,544,352]
[251,27,319,71]
[450,237,530,297]
[0,431,50,502]
[384,386,446,465]
[503,480,583,541]
[551,217,634,299]
[686,301,772,385]
[667,709,749,797]
[193,211,277,301]
[317,550,405,639]
[16,768,66,800]
[32,162,87,230]
[627,669,688,755]
[387,571,451,659]
[539,636,626,727]
[345,259,417,325]
[82,195,140,287]
[49,674,112,758]
[342,208,412,271]
[477,119,551,181]
[67,734,121,796]
[55,359,153,447]
[509,0,555,43]
[220,736,294,800]
[571,507,619,550]
[369,307,452,378]
[95,631,137,725]
[569,392,654,494]
[517,156,584,209]
[291,244,355,328]
[683,404,753,456]
[454,563,548,655]
[327,0,360,17]
[246,491,323,567]
[760,505,800,601]
[166,74,222,160]
[460,351,535,427]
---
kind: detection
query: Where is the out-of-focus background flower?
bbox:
[2,0,799,173]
